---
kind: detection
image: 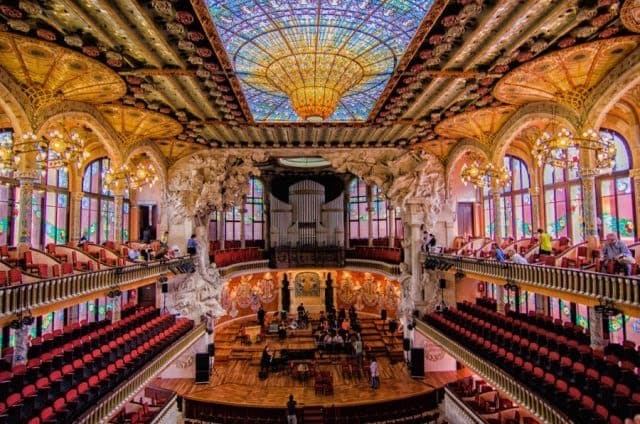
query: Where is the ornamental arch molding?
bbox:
[444,140,490,178]
[0,67,33,135]
[583,46,640,130]
[126,142,168,190]
[489,102,580,164]
[34,102,123,167]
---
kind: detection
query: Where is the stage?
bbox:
[152,317,469,412]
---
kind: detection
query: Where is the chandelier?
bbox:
[266,52,364,122]
[460,161,511,189]
[532,126,616,172]
[0,130,87,177]
[104,162,157,192]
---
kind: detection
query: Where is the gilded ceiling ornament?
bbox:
[621,0,640,32]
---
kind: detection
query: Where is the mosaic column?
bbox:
[13,324,29,366]
[16,170,39,245]
[528,186,541,234]
[158,192,169,240]
[495,284,505,314]
[388,206,396,248]
[113,193,124,244]
[588,306,606,349]
[70,191,84,243]
[491,189,503,243]
[630,168,640,241]
[581,168,599,241]
[406,198,424,305]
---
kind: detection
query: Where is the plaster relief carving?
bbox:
[167,150,268,321]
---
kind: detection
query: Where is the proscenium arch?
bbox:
[444,139,491,178]
[126,142,168,191]
[34,102,124,168]
[583,45,640,130]
[489,102,581,165]
[0,67,33,135]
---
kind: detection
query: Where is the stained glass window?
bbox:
[483,156,532,239]
[543,162,583,241]
[81,158,128,244]
[597,130,634,241]
[225,177,264,243]
[206,0,434,121]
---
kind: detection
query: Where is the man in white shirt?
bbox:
[507,249,528,265]
[370,357,379,389]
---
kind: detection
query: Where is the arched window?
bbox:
[597,130,634,241]
[349,178,369,240]
[483,156,533,239]
[348,178,402,242]
[40,162,69,247]
[80,158,129,243]
[543,162,583,241]
[371,185,388,238]
[224,177,265,243]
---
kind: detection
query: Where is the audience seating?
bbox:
[0,305,194,423]
[348,246,403,264]
[425,301,639,422]
[213,248,262,267]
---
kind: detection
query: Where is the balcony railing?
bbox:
[0,257,194,318]
[416,320,569,424]
[77,323,205,424]
[430,253,640,310]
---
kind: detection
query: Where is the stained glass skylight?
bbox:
[206,0,434,122]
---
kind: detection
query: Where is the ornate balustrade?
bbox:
[416,320,568,424]
[77,323,206,424]
[345,258,401,276]
[0,257,194,318]
[430,253,640,312]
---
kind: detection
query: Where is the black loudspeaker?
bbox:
[411,348,425,377]
[380,309,387,321]
[161,283,168,293]
[403,338,411,351]
[195,353,210,384]
[439,279,447,289]
[208,343,215,357]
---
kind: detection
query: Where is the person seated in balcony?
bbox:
[601,232,634,276]
[493,243,506,263]
[77,233,88,248]
[128,248,141,261]
[506,249,528,265]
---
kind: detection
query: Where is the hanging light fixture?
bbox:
[532,125,616,172]
[104,161,157,192]
[44,129,88,171]
[460,161,511,189]
[0,130,88,176]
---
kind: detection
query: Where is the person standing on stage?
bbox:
[286,394,297,424]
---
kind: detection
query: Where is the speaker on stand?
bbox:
[410,348,425,377]
[380,309,387,322]
[195,353,210,384]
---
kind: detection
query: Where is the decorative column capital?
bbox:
[70,191,84,202]
[15,169,40,183]
[580,168,600,178]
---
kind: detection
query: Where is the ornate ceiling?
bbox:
[0,0,637,166]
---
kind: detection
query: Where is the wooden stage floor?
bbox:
[153,318,470,408]
[153,357,468,408]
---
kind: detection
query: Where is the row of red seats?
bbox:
[213,248,262,267]
[0,269,23,286]
[351,246,402,264]
[427,309,636,423]
[459,301,591,348]
[0,306,158,400]
[0,308,192,423]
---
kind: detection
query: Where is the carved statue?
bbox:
[167,151,268,322]
[322,148,446,233]
[397,262,414,329]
